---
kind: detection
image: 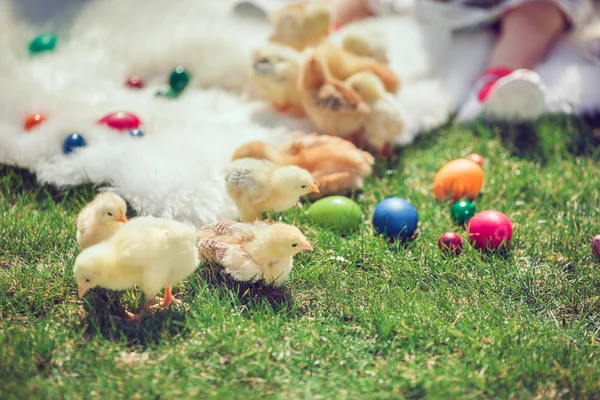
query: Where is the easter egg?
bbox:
[169,66,190,92]
[372,197,418,239]
[126,76,145,89]
[592,235,600,260]
[466,153,484,166]
[450,200,476,225]
[307,196,362,233]
[438,232,463,255]
[433,158,484,201]
[98,112,141,130]
[24,113,47,131]
[467,210,512,251]
[129,129,144,137]
[29,33,57,54]
[63,133,86,154]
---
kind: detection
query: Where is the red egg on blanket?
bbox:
[24,113,47,131]
[98,111,141,131]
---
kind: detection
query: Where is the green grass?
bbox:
[1,115,600,399]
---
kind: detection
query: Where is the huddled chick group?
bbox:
[251,0,405,158]
[71,0,399,322]
[73,184,313,320]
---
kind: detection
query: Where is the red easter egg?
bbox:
[438,232,463,255]
[466,153,484,167]
[98,111,141,130]
[24,113,47,131]
[468,210,512,251]
[592,235,600,260]
[126,76,144,89]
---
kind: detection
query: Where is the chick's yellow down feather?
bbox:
[341,25,389,64]
[77,192,127,249]
[346,72,405,157]
[251,43,304,115]
[73,216,199,319]
[197,221,312,287]
[298,52,370,139]
[269,1,331,51]
[224,158,319,222]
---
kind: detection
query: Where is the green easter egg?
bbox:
[451,200,476,225]
[29,33,57,54]
[307,196,362,233]
[169,66,190,92]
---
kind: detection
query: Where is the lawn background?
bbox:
[1,116,600,399]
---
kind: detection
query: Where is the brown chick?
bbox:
[315,42,400,93]
[231,134,374,198]
[297,51,371,142]
[197,220,312,287]
[269,1,331,51]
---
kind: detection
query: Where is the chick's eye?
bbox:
[107,212,113,216]
[85,279,90,283]
[292,243,298,247]
[301,185,306,189]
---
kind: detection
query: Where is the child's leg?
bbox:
[457,0,591,122]
[488,1,568,70]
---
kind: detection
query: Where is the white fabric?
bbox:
[0,0,599,228]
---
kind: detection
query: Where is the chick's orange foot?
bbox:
[151,287,182,309]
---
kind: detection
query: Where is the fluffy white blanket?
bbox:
[0,0,598,227]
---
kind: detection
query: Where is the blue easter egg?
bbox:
[372,197,418,239]
[62,133,86,154]
[129,128,144,137]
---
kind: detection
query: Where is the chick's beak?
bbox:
[303,241,313,251]
[309,184,320,193]
[78,285,89,298]
[117,211,127,223]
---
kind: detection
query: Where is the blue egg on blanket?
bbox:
[129,128,144,137]
[63,133,86,154]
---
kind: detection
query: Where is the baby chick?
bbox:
[341,25,389,64]
[73,216,199,319]
[298,52,371,140]
[232,134,374,198]
[315,42,399,93]
[346,71,405,158]
[269,1,331,51]
[197,220,312,286]
[77,192,127,249]
[224,157,319,222]
[251,43,304,115]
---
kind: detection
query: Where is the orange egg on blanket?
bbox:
[433,158,484,201]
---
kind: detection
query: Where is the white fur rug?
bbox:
[1,0,599,227]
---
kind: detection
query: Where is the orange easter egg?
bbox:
[433,158,484,201]
[24,113,47,131]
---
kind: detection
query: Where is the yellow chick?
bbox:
[73,216,199,320]
[224,157,319,222]
[251,43,304,115]
[341,25,389,64]
[269,1,331,51]
[346,71,405,158]
[197,220,312,287]
[297,51,370,140]
[77,192,127,249]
